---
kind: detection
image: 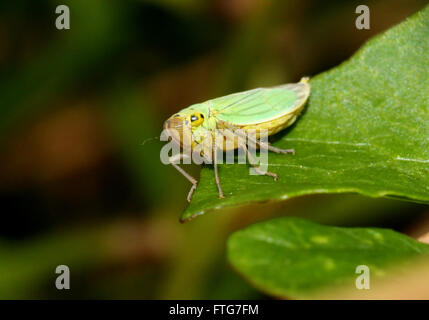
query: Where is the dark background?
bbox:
[0,0,428,299]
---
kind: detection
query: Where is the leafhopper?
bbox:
[162,77,310,202]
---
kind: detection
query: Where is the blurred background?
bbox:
[0,0,428,299]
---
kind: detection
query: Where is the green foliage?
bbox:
[182,5,429,221]
[227,217,429,299]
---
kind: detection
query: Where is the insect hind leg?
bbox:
[232,129,295,155]
[263,144,295,155]
[240,142,278,181]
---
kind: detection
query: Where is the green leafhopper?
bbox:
[162,77,310,202]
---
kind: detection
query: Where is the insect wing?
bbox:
[211,82,309,126]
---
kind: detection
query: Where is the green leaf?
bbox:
[181,5,429,221]
[227,217,429,299]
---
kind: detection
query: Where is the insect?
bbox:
[163,77,310,202]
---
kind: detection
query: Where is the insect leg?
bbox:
[169,153,198,202]
[240,142,278,180]
[213,147,225,199]
[211,131,227,199]
[234,130,295,155]
[221,128,279,180]
[262,143,295,155]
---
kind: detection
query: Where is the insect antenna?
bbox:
[141,136,159,146]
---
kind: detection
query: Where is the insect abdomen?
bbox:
[241,110,301,136]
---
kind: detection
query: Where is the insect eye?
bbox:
[190,113,204,126]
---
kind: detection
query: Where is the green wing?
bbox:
[210,82,309,126]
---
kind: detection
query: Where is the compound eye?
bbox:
[190,113,204,126]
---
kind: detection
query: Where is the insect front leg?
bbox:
[168,153,198,202]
